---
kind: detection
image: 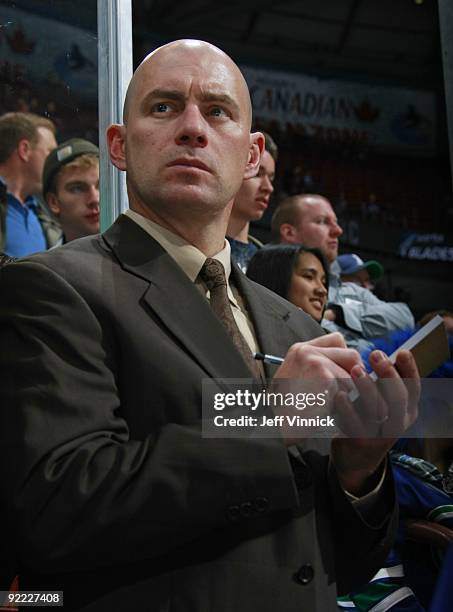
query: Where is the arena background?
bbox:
[0,0,451,319]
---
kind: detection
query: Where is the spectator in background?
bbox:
[337,253,384,291]
[0,112,60,256]
[272,194,414,351]
[361,192,381,223]
[284,163,321,196]
[42,139,100,244]
[247,244,329,323]
[226,132,277,271]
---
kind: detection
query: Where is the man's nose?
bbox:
[331,222,342,237]
[175,105,208,147]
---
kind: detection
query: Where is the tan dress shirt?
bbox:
[124,209,259,355]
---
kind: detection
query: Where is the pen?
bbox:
[254,351,284,365]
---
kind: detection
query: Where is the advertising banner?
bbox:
[242,65,437,155]
[398,232,453,262]
[0,5,97,101]
[339,219,453,262]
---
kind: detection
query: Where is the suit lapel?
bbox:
[231,264,299,379]
[103,216,255,380]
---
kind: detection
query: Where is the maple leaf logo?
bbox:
[6,25,35,55]
[353,99,380,123]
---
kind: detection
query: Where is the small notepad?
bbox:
[348,315,450,402]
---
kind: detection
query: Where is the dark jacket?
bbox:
[0,215,397,611]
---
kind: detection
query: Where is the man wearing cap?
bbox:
[272,194,414,351]
[42,138,100,244]
[337,253,384,291]
[0,112,60,257]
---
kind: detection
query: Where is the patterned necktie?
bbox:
[199,258,259,378]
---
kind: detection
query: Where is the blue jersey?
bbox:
[338,453,453,612]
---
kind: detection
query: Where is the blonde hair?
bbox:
[49,154,99,194]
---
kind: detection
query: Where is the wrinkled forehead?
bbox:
[124,42,252,124]
[138,55,238,95]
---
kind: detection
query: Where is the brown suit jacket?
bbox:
[0,215,396,611]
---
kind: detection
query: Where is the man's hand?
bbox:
[271,333,359,445]
[274,332,360,380]
[271,335,420,495]
[331,349,420,495]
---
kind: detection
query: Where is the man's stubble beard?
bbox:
[126,172,232,223]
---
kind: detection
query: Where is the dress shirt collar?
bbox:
[123,210,261,371]
[124,209,232,282]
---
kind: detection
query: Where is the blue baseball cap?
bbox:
[337,254,384,281]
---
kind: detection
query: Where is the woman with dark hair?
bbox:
[246,244,329,323]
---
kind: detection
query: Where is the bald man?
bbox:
[272,194,414,351]
[0,41,419,610]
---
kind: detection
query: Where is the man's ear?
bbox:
[17,138,31,162]
[106,124,127,171]
[46,192,61,217]
[279,223,298,244]
[243,131,265,180]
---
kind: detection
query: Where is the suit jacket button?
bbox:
[254,496,269,513]
[226,505,240,521]
[295,564,314,585]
